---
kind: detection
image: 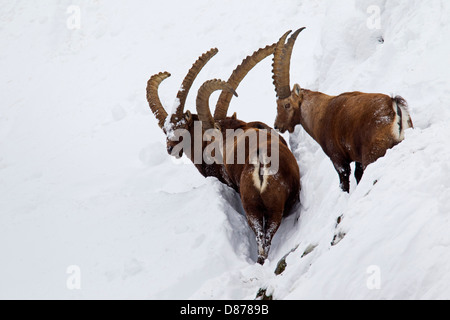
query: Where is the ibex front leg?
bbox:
[333,161,351,193]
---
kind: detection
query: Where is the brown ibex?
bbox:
[147,46,300,263]
[196,79,300,264]
[147,48,226,183]
[272,28,413,192]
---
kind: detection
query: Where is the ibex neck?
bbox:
[299,89,333,141]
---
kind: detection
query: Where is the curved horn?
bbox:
[272,30,291,99]
[272,28,305,99]
[196,79,238,130]
[214,43,277,120]
[281,27,305,90]
[147,72,170,129]
[272,28,306,99]
[172,48,219,123]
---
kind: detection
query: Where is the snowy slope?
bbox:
[1,0,449,300]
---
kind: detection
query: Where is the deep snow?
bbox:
[1,0,450,299]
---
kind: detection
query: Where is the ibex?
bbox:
[272,28,413,192]
[147,46,301,264]
[195,79,300,264]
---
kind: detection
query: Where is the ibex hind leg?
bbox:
[261,211,283,263]
[355,162,364,185]
[241,169,272,264]
[245,209,283,265]
[245,212,266,264]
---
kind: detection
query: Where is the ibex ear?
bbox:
[231,112,237,120]
[293,84,302,97]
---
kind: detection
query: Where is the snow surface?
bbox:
[1,0,450,299]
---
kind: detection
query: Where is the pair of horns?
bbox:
[197,43,277,130]
[147,43,276,131]
[272,27,305,100]
[147,48,218,129]
[213,43,277,120]
[196,80,238,130]
[197,28,305,128]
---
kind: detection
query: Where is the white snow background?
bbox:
[1,0,450,299]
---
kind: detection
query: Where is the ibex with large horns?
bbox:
[147,48,226,183]
[147,46,300,263]
[195,79,300,264]
[272,28,413,192]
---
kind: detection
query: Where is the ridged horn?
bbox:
[172,48,219,123]
[272,28,305,100]
[196,79,238,130]
[146,72,170,129]
[214,43,277,120]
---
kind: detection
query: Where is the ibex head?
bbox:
[272,28,305,133]
[146,48,218,157]
[147,43,276,157]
